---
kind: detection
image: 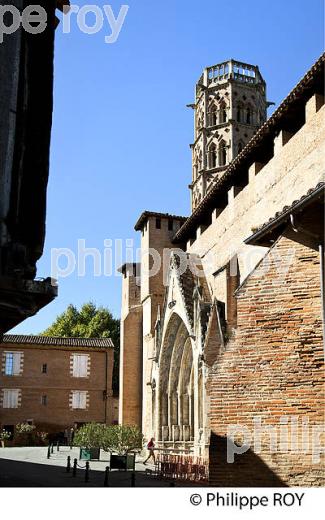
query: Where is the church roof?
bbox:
[173,52,325,243]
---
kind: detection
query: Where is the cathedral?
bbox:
[119,55,325,486]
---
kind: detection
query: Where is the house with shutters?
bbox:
[0,335,117,439]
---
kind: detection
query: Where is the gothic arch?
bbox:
[208,101,218,126]
[197,109,204,131]
[157,313,196,443]
[245,103,254,124]
[236,101,244,123]
[237,139,245,155]
[208,142,217,169]
[219,100,228,123]
[219,140,227,166]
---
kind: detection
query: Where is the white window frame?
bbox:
[72,391,87,409]
[72,354,89,378]
[2,389,20,408]
[4,352,22,376]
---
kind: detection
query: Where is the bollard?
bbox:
[131,472,136,487]
[72,458,77,477]
[51,444,54,454]
[47,445,51,459]
[85,461,90,483]
[104,466,110,487]
[66,456,71,473]
[57,441,60,452]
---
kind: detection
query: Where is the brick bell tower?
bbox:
[190,60,268,210]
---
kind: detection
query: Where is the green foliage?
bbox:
[41,302,120,391]
[102,425,145,455]
[16,423,36,435]
[74,423,106,450]
[0,430,11,441]
[74,424,144,455]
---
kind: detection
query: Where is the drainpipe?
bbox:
[104,350,108,424]
[320,244,325,356]
[290,214,325,354]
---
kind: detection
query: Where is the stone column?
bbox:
[169,392,178,427]
[182,394,190,425]
[161,393,169,441]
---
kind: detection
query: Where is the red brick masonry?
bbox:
[208,237,324,486]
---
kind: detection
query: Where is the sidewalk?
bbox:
[0,447,173,487]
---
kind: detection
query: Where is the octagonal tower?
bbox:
[190,60,268,210]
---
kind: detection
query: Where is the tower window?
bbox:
[156,218,161,229]
[208,103,218,126]
[42,364,47,374]
[237,106,242,123]
[219,142,227,166]
[209,144,217,169]
[168,220,173,231]
[246,108,251,124]
[219,102,227,124]
[41,395,47,406]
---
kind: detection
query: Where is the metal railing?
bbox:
[155,453,208,483]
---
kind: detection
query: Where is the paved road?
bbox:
[0,447,174,487]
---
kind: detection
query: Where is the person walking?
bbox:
[69,427,75,447]
[143,437,156,465]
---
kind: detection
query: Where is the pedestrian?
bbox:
[63,428,69,446]
[143,437,156,465]
[70,427,75,447]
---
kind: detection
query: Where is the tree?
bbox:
[74,424,144,455]
[41,302,120,391]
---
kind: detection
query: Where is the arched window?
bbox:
[246,107,251,124]
[237,141,244,155]
[193,162,198,180]
[198,151,203,171]
[197,110,204,131]
[208,103,218,126]
[219,102,227,123]
[236,104,243,123]
[209,143,217,169]
[219,141,227,166]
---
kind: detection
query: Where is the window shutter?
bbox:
[72,391,78,409]
[79,392,87,409]
[13,353,21,375]
[73,355,88,377]
[3,390,9,408]
[80,355,88,377]
[73,355,80,377]
[10,390,18,408]
[3,389,18,408]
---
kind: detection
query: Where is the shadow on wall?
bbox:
[209,433,287,487]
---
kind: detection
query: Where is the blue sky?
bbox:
[12,0,324,333]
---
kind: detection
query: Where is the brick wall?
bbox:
[208,237,324,486]
[0,344,114,434]
[119,307,143,427]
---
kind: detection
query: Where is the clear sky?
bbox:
[12,0,324,333]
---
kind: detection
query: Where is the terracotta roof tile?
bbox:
[2,335,114,349]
